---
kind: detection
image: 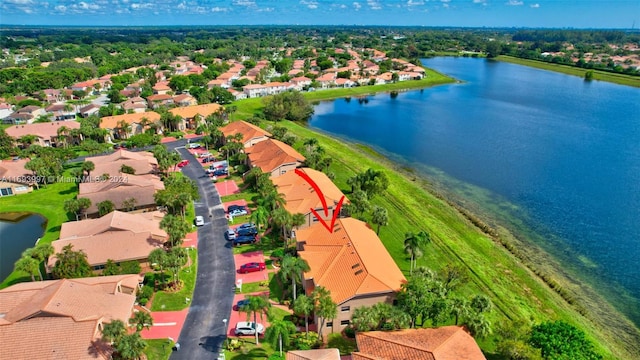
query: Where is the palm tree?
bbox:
[449,297,469,326]
[239,295,272,345]
[403,230,431,273]
[117,119,132,139]
[280,255,310,301]
[264,319,297,356]
[14,256,39,281]
[371,205,388,235]
[290,212,306,239]
[56,125,70,148]
[271,207,292,244]
[33,243,54,270]
[160,214,191,247]
[115,332,147,360]
[129,310,153,332]
[148,248,168,286]
[466,313,492,339]
[81,161,95,178]
[312,286,337,342]
[293,294,314,336]
[101,319,127,344]
[250,205,269,231]
[260,188,286,211]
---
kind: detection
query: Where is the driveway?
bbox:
[166,139,236,360]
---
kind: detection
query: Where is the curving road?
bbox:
[166,140,235,360]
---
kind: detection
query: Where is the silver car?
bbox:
[234,322,265,336]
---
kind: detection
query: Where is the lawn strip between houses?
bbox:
[144,338,174,360]
[272,120,635,359]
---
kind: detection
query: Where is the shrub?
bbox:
[166,131,184,139]
[344,326,356,338]
[291,332,319,350]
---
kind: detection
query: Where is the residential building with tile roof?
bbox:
[286,348,341,360]
[169,103,223,130]
[0,274,139,360]
[78,174,164,216]
[5,121,81,147]
[272,167,347,228]
[99,112,161,142]
[352,327,486,360]
[220,120,271,148]
[0,158,34,196]
[296,218,406,337]
[87,149,158,177]
[245,139,306,178]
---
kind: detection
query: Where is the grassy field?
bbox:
[496,55,640,88]
[0,163,80,289]
[144,339,174,360]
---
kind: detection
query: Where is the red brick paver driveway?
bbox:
[234,251,269,284]
[215,180,239,197]
[228,291,270,337]
[182,231,198,249]
[140,308,189,341]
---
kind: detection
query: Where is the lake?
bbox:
[0,212,46,281]
[308,57,640,324]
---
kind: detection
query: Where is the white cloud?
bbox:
[407,0,425,6]
[473,0,486,3]
[232,0,256,6]
[530,3,540,8]
[177,2,187,10]
[367,0,382,10]
[4,0,33,4]
[300,0,318,9]
[256,7,273,12]
[353,2,361,10]
[130,2,153,10]
[211,6,228,12]
[55,5,67,12]
[506,0,523,5]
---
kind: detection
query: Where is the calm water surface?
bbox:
[0,213,46,281]
[309,57,640,323]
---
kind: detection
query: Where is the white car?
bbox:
[225,229,237,240]
[195,216,205,226]
[234,322,265,336]
[188,143,201,149]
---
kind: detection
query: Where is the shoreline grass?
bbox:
[495,55,640,88]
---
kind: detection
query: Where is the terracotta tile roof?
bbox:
[353,327,486,360]
[220,120,271,145]
[147,94,173,101]
[246,139,306,174]
[0,274,138,360]
[59,210,166,240]
[87,150,158,176]
[48,230,165,269]
[272,167,346,215]
[0,159,32,183]
[286,348,341,360]
[153,82,171,91]
[100,112,161,130]
[78,174,164,214]
[169,103,222,119]
[297,218,406,305]
[173,93,195,102]
[5,121,80,140]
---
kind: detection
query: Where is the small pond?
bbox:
[0,212,47,282]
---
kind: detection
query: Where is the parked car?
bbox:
[177,160,189,167]
[229,209,248,217]
[237,227,258,236]
[213,168,229,176]
[201,157,215,163]
[228,204,245,211]
[238,222,257,230]
[195,216,205,226]
[232,235,257,246]
[234,322,264,336]
[238,262,266,273]
[233,299,249,311]
[188,143,201,149]
[225,229,237,240]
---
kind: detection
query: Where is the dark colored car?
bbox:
[232,235,257,246]
[238,262,266,273]
[213,168,229,176]
[227,204,247,212]
[201,157,215,163]
[237,227,258,236]
[238,222,256,230]
[233,299,250,311]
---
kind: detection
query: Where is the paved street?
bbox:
[166,140,236,360]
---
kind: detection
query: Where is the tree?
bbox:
[585,70,594,80]
[160,214,191,247]
[371,205,388,234]
[263,91,314,122]
[250,205,269,231]
[103,259,121,276]
[56,125,70,148]
[279,255,310,301]
[165,246,188,286]
[264,319,297,356]
[349,189,370,217]
[15,255,40,282]
[98,200,115,216]
[239,295,272,345]
[120,164,136,175]
[529,321,602,360]
[115,332,147,360]
[485,41,502,58]
[81,160,95,178]
[52,244,93,279]
[130,310,154,332]
[122,197,137,212]
[101,319,127,344]
[32,243,54,268]
[148,248,168,285]
[117,119,132,139]
[351,302,410,332]
[271,207,293,244]
[466,313,492,339]
[293,294,314,336]
[448,297,469,326]
[396,270,442,328]
[403,230,431,273]
[470,294,492,314]
[312,286,337,342]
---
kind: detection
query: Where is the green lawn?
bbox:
[144,339,174,360]
[0,163,80,289]
[151,249,198,311]
[496,55,640,88]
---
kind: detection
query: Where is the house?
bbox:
[335,78,355,88]
[242,82,294,98]
[5,121,81,147]
[37,89,63,103]
[296,218,406,338]
[146,94,174,109]
[245,139,306,177]
[352,327,487,360]
[228,88,247,100]
[78,174,164,216]
[207,79,230,89]
[48,211,167,273]
[219,120,271,148]
[272,168,347,228]
[152,81,171,95]
[121,96,148,113]
[79,103,101,118]
[0,102,13,120]
[99,111,161,142]
[173,93,198,107]
[45,103,76,121]
[0,159,34,196]
[3,105,46,124]
[286,349,341,360]
[0,274,139,360]
[290,76,312,90]
[316,73,336,89]
[87,149,158,177]
[169,103,223,130]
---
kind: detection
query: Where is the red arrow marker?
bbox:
[295,168,345,234]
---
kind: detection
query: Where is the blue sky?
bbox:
[0,0,637,28]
